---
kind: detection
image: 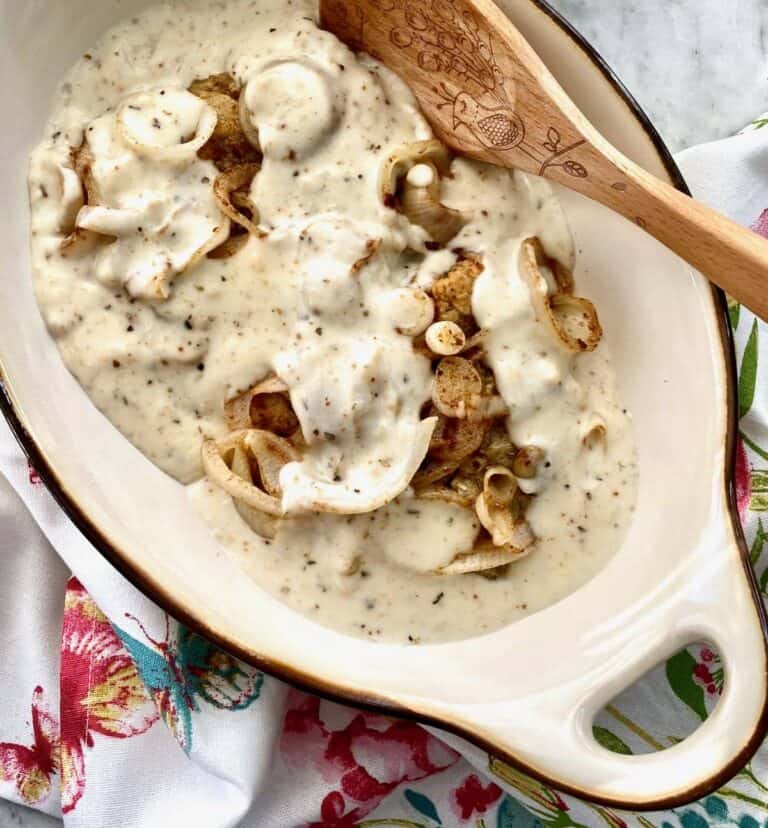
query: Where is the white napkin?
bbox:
[1,121,767,827]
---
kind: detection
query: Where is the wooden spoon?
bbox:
[320,0,768,320]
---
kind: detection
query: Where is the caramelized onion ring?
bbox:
[438,540,531,575]
[230,444,279,539]
[380,140,465,245]
[242,430,299,497]
[520,238,602,352]
[582,414,608,451]
[400,162,466,245]
[202,437,282,516]
[224,374,291,432]
[281,418,438,516]
[411,459,462,490]
[117,91,218,162]
[72,143,101,205]
[428,414,488,463]
[380,140,453,201]
[512,446,545,479]
[213,163,263,236]
[416,485,474,509]
[432,357,507,421]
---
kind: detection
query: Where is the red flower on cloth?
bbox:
[59,578,158,813]
[27,461,42,487]
[692,646,724,698]
[0,687,59,807]
[311,791,364,827]
[281,691,459,825]
[451,773,502,820]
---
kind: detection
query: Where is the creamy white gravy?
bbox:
[29,0,637,643]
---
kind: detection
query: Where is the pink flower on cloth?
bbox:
[451,773,502,821]
[752,208,768,239]
[59,578,158,813]
[281,691,459,825]
[0,687,59,808]
[735,437,752,522]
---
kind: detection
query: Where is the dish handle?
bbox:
[478,529,768,807]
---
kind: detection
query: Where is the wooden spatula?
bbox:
[320,0,768,320]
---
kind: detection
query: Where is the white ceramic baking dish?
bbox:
[1,0,765,809]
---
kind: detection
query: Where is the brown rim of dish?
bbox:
[1,0,766,812]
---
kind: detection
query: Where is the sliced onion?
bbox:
[230,444,279,539]
[76,205,143,237]
[189,75,263,171]
[432,357,481,417]
[231,189,259,218]
[57,164,85,233]
[72,143,101,205]
[460,329,489,356]
[379,140,465,245]
[438,541,531,575]
[224,374,291,432]
[202,435,282,516]
[60,144,101,254]
[550,294,603,353]
[208,233,250,260]
[351,239,382,275]
[411,458,461,489]
[474,466,535,548]
[416,485,474,508]
[60,228,104,258]
[242,430,300,497]
[519,238,602,353]
[450,475,483,502]
[281,418,437,515]
[177,220,232,285]
[428,414,488,462]
[425,321,466,356]
[400,162,466,245]
[512,446,545,479]
[475,491,515,547]
[389,287,435,336]
[582,414,608,451]
[380,140,453,201]
[432,357,507,421]
[117,91,218,163]
[483,466,518,504]
[213,163,263,236]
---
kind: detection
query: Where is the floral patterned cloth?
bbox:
[1,121,767,828]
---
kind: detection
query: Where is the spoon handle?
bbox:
[546,143,768,320]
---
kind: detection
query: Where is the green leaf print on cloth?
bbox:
[740,320,760,419]
[404,789,442,825]
[592,726,633,755]
[666,651,708,721]
[752,471,768,511]
[496,795,545,827]
[728,296,741,331]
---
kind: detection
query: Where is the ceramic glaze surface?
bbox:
[0,0,765,809]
